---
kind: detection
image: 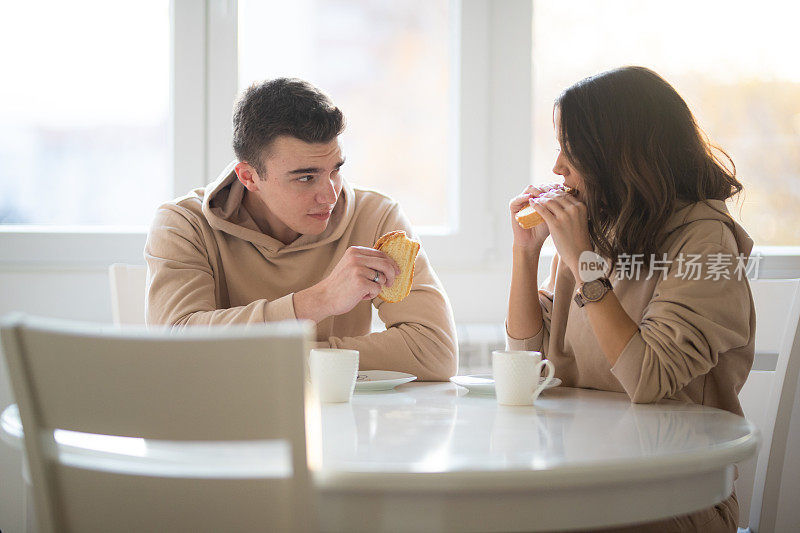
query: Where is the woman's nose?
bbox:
[552,151,568,176]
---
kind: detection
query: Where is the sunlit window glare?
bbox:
[238,0,453,231]
[0,0,170,226]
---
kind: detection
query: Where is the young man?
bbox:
[145,78,457,381]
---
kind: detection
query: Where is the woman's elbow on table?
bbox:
[623,376,674,405]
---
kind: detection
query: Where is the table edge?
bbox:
[314,432,757,492]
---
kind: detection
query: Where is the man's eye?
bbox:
[298,176,314,183]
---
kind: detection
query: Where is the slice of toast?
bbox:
[374,230,420,303]
[515,185,577,229]
[515,204,545,229]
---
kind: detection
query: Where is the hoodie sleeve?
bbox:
[145,204,297,327]
[611,223,753,403]
[323,203,458,381]
[505,253,557,355]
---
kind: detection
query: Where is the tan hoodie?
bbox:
[145,162,458,381]
[507,200,755,416]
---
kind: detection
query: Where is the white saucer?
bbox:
[449,374,561,396]
[354,370,417,391]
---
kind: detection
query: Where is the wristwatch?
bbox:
[573,277,613,308]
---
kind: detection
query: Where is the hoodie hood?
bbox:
[663,199,754,258]
[200,160,356,255]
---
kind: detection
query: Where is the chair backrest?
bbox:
[736,279,800,532]
[1,314,316,533]
[108,263,147,326]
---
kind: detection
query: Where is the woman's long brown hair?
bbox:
[555,66,744,269]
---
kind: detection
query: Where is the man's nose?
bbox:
[316,178,337,204]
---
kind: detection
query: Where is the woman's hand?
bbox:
[529,189,593,279]
[509,184,562,250]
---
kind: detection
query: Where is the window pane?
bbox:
[532,0,800,245]
[0,0,170,226]
[238,0,452,230]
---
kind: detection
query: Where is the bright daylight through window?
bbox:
[238,0,453,232]
[532,0,800,246]
[0,0,169,226]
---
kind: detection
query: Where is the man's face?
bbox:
[246,136,345,243]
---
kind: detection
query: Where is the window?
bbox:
[531,0,800,246]
[0,0,170,226]
[238,0,453,232]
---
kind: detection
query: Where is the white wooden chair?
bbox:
[736,279,800,532]
[108,263,147,325]
[0,314,316,533]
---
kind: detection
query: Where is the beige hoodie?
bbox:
[507,200,755,416]
[145,162,458,381]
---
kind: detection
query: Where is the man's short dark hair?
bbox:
[232,78,345,175]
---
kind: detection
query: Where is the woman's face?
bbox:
[552,108,585,193]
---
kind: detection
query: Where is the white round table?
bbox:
[314,382,756,532]
[2,382,757,532]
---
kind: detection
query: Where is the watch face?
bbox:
[582,279,606,301]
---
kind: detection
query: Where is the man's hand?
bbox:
[294,246,401,322]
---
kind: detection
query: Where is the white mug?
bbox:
[492,350,555,406]
[309,349,359,403]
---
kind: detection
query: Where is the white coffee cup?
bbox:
[309,349,359,403]
[492,350,555,406]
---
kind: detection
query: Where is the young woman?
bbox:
[506,66,754,532]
